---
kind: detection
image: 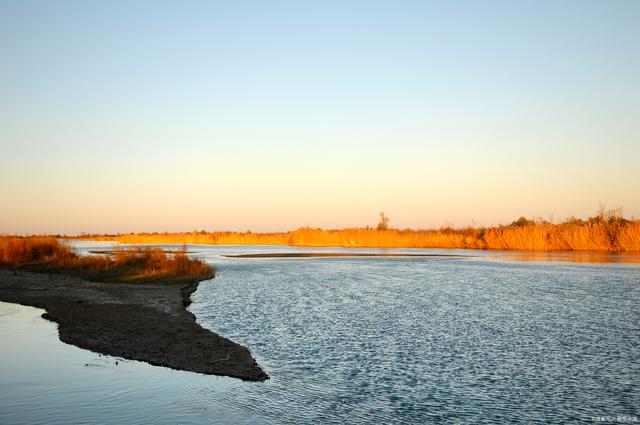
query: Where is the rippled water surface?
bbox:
[1,243,639,424]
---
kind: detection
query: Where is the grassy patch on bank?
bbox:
[0,237,214,284]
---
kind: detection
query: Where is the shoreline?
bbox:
[0,269,268,381]
[69,215,640,252]
[224,252,473,258]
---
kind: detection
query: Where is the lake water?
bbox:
[1,243,639,424]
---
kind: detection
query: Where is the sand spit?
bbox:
[0,269,268,381]
[225,252,472,258]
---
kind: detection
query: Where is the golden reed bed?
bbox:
[0,237,213,283]
[74,215,640,252]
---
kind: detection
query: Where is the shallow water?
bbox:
[1,244,639,424]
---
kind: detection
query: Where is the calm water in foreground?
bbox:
[1,244,639,424]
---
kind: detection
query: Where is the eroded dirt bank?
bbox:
[0,269,268,381]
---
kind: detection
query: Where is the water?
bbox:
[1,244,639,424]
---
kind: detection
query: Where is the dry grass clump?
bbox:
[616,223,640,251]
[0,237,214,284]
[0,237,74,264]
[109,246,214,283]
[470,211,639,251]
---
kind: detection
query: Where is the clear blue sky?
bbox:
[1,0,639,233]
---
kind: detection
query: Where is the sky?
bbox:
[1,0,639,234]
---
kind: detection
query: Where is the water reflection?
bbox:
[491,251,640,264]
[68,240,640,265]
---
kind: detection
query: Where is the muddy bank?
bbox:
[225,252,472,258]
[0,269,268,381]
[87,249,201,255]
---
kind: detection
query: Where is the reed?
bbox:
[0,237,214,283]
[74,213,640,252]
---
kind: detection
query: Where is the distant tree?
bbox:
[590,205,626,225]
[510,216,535,227]
[377,211,390,230]
[563,216,584,226]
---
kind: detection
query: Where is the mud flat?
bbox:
[225,252,472,258]
[0,269,268,381]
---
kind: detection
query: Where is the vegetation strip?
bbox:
[73,210,640,252]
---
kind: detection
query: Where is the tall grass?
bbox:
[0,237,214,283]
[75,213,640,251]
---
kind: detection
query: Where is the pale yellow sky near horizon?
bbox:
[1,143,638,234]
[1,2,639,234]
